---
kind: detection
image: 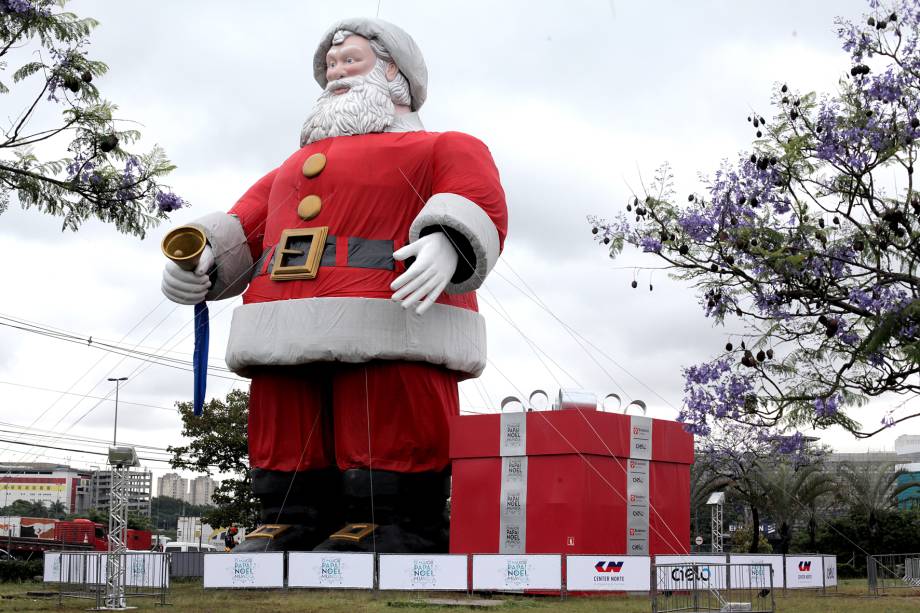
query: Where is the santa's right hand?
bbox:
[161,244,215,305]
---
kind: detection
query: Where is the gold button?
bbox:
[302,153,326,178]
[297,195,322,220]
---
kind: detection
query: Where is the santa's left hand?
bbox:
[391,232,459,315]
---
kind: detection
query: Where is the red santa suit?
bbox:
[189,129,507,475]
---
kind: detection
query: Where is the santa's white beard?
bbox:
[300,61,395,146]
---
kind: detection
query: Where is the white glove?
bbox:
[161,244,215,305]
[391,232,459,315]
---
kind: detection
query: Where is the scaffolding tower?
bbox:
[707,491,725,553]
[103,446,139,610]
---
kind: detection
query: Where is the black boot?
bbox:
[235,468,340,552]
[313,469,449,553]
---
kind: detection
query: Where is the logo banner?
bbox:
[566,555,650,591]
[784,555,824,589]
[499,410,527,555]
[204,552,284,589]
[727,554,782,589]
[288,552,374,589]
[124,553,169,587]
[472,554,561,591]
[655,555,727,590]
[627,417,652,555]
[378,554,468,591]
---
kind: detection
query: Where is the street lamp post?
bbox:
[107,377,128,446]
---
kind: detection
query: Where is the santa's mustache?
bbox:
[322,76,366,96]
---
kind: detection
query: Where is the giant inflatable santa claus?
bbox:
[161,18,507,552]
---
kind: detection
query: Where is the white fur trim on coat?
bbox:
[188,212,253,301]
[409,192,500,294]
[225,297,486,379]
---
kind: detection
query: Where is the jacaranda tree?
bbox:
[591,0,920,442]
[0,0,183,237]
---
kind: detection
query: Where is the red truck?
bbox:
[0,517,152,557]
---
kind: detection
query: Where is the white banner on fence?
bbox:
[472,554,561,591]
[378,554,468,591]
[655,555,728,590]
[785,555,824,589]
[42,552,61,582]
[204,552,284,588]
[124,552,169,588]
[823,556,838,587]
[288,552,374,589]
[728,554,783,589]
[565,556,650,591]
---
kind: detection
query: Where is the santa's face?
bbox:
[300,35,397,146]
[324,35,376,86]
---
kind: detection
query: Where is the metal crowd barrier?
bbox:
[651,562,775,613]
[867,552,920,596]
[50,551,169,608]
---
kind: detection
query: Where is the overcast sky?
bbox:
[0,0,912,486]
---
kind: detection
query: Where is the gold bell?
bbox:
[161,226,207,271]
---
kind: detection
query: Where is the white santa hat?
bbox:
[313,17,428,112]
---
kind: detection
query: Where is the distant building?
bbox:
[895,434,920,509]
[188,476,216,506]
[157,473,188,501]
[825,450,901,464]
[895,434,920,457]
[0,462,91,513]
[90,469,152,518]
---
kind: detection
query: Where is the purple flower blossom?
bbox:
[155,191,185,213]
[814,395,839,418]
[639,236,662,253]
[775,431,806,455]
[1,0,35,14]
[678,211,714,241]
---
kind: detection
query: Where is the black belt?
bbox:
[254,235,395,280]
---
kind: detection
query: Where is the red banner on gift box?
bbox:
[449,409,692,556]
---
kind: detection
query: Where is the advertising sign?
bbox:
[203,552,284,588]
[655,555,727,590]
[471,554,561,591]
[378,554,468,591]
[784,555,824,589]
[565,555,650,591]
[727,554,782,589]
[288,552,374,589]
[823,556,838,587]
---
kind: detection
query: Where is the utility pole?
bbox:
[107,377,128,446]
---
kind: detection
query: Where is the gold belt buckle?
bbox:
[329,523,377,543]
[270,227,329,281]
[245,524,289,540]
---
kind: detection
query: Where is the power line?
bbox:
[0,437,188,466]
[0,316,240,377]
[0,423,173,455]
[0,380,179,413]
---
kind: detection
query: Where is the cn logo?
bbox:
[798,561,812,572]
[595,561,624,573]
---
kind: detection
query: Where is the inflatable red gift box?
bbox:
[449,409,693,555]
